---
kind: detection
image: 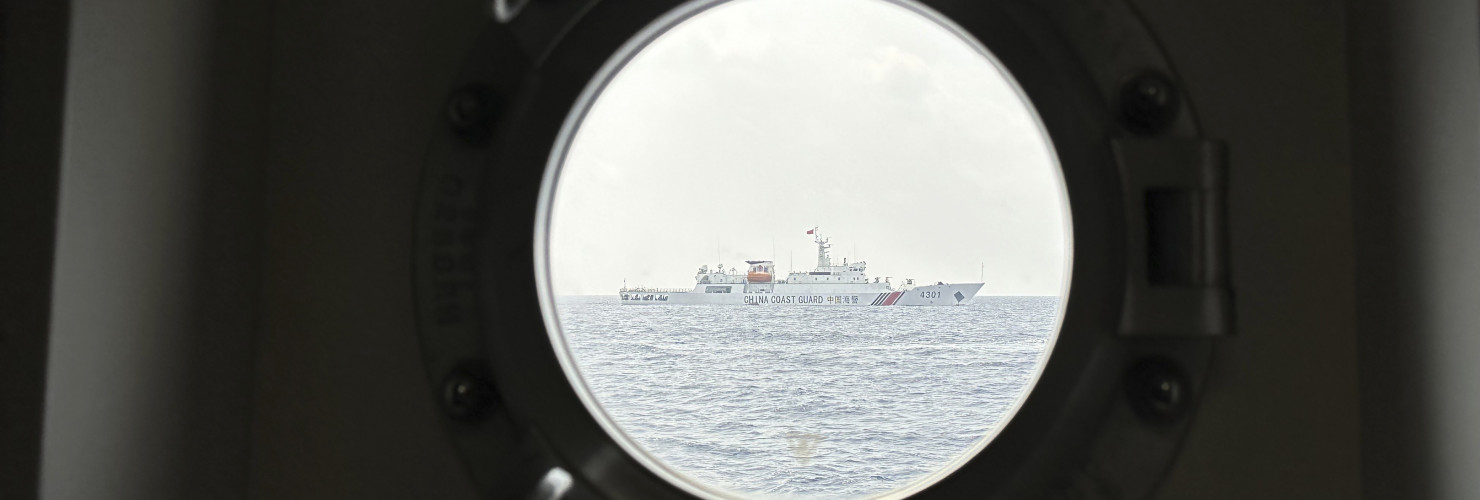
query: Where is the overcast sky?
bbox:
[548,0,1069,296]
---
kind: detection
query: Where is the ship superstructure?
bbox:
[619,229,983,306]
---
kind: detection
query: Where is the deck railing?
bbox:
[619,287,690,294]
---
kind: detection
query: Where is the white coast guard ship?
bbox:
[619,229,983,306]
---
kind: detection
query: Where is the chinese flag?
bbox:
[806,229,815,234]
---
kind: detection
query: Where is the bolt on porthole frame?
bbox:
[533,0,1071,497]
[413,0,1232,498]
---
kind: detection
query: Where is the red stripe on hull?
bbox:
[881,291,903,306]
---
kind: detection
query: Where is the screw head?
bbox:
[443,368,495,421]
[1119,71,1180,135]
[445,86,496,137]
[1124,357,1191,424]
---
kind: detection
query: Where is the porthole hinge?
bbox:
[1114,138,1234,337]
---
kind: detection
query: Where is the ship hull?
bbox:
[620,282,984,306]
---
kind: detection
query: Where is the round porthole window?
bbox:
[420,0,1222,497]
[535,0,1071,497]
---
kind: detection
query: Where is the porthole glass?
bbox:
[535,0,1071,497]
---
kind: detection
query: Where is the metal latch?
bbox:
[1114,138,1234,337]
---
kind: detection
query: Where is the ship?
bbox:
[619,229,983,306]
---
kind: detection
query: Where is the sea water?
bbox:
[554,295,1059,499]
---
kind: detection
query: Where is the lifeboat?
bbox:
[747,271,773,283]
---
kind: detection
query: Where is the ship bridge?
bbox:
[784,230,877,285]
[685,230,892,294]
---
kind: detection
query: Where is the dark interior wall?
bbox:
[246,1,484,498]
[28,0,494,497]
[1130,1,1364,498]
[0,1,69,498]
[43,0,207,496]
[1349,0,1480,498]
[38,0,270,498]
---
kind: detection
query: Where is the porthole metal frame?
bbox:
[414,0,1225,498]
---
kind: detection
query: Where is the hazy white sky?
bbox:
[548,0,1068,296]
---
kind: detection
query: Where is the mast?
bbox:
[814,228,831,269]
